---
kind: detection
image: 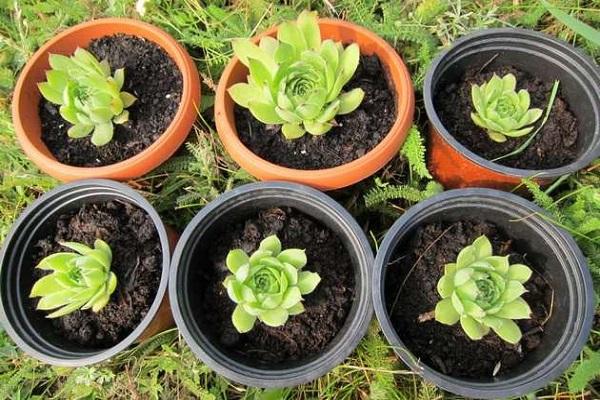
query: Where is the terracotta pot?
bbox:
[12,18,201,182]
[215,18,414,191]
[424,28,600,190]
[0,180,174,366]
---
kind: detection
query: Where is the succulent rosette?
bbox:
[223,235,321,333]
[434,235,533,344]
[228,10,365,139]
[470,73,543,143]
[38,48,137,146]
[30,239,117,318]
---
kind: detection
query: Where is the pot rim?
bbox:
[11,17,200,181]
[423,27,600,179]
[169,181,374,387]
[372,188,595,399]
[215,18,414,191]
[0,179,171,366]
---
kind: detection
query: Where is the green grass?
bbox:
[0,0,599,398]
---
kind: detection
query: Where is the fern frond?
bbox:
[365,185,427,209]
[400,126,432,182]
[568,347,600,393]
[522,178,558,212]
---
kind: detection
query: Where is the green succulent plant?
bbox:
[434,235,533,344]
[223,235,321,333]
[228,10,365,139]
[29,239,117,318]
[470,73,543,143]
[38,48,137,146]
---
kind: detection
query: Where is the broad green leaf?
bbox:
[36,290,75,310]
[282,123,305,139]
[37,253,77,272]
[258,235,282,256]
[282,263,298,285]
[277,21,307,54]
[231,39,277,73]
[281,287,302,309]
[113,110,129,125]
[120,92,136,108]
[49,54,75,71]
[494,298,531,319]
[304,120,332,136]
[89,107,113,123]
[248,101,284,124]
[297,271,320,295]
[485,316,522,344]
[46,300,87,319]
[434,298,460,325]
[227,249,249,273]
[232,304,257,333]
[277,249,306,269]
[259,307,289,327]
[114,68,125,89]
[507,264,533,283]
[436,274,454,298]
[38,82,63,104]
[228,83,256,108]
[287,302,305,315]
[67,124,94,139]
[30,275,64,297]
[91,123,113,146]
[248,58,272,87]
[337,88,364,115]
[486,256,509,275]
[460,315,487,340]
[225,279,244,303]
[316,100,340,123]
[501,280,527,303]
[296,10,320,50]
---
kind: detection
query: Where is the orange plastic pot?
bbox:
[12,18,201,182]
[215,18,414,191]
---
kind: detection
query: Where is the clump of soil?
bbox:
[196,207,355,364]
[435,65,579,169]
[30,200,162,347]
[235,55,396,170]
[385,219,552,378]
[40,34,183,167]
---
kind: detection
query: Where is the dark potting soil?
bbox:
[235,55,396,170]
[30,200,162,347]
[39,34,183,167]
[435,65,579,169]
[196,207,355,364]
[385,219,552,378]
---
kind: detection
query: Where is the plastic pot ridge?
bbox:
[169,181,373,387]
[373,188,594,399]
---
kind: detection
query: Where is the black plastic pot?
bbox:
[169,181,373,387]
[424,28,600,190]
[373,188,594,399]
[0,179,172,366]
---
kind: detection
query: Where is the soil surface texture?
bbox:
[435,65,579,169]
[235,54,396,170]
[196,207,355,364]
[30,200,162,347]
[385,219,552,378]
[40,34,183,167]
